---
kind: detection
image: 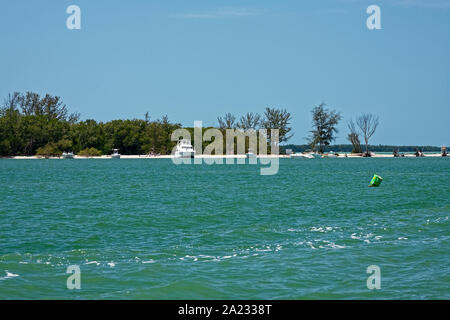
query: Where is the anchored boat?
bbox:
[62,152,74,159]
[174,139,195,158]
[111,149,121,159]
[291,152,315,159]
[246,148,256,158]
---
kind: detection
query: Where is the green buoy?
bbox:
[369,174,383,187]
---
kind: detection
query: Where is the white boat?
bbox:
[322,153,337,158]
[319,150,339,158]
[246,149,256,158]
[291,152,314,159]
[174,139,195,158]
[111,149,121,159]
[62,152,74,159]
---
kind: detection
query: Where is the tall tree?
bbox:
[17,92,77,121]
[262,107,293,144]
[308,102,341,153]
[217,113,236,129]
[0,92,187,156]
[237,112,261,131]
[347,119,362,153]
[1,92,21,114]
[356,113,379,156]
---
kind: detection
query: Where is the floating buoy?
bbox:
[369,174,383,187]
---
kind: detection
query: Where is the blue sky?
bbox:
[1,0,449,145]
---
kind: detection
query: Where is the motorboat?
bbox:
[322,151,338,158]
[246,149,256,158]
[174,139,195,158]
[111,149,121,159]
[291,152,314,159]
[62,152,74,159]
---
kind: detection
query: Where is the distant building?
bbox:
[285,148,293,155]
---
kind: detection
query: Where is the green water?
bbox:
[0,158,449,299]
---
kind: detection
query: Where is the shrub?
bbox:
[57,139,73,151]
[78,147,102,157]
[36,143,61,157]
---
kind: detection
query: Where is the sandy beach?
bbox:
[5,153,445,160]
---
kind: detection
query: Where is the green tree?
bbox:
[17,92,79,121]
[217,113,237,129]
[347,119,362,153]
[36,143,61,157]
[308,103,342,153]
[78,147,102,157]
[237,112,261,131]
[0,105,23,156]
[71,120,105,153]
[0,92,79,156]
[262,107,293,144]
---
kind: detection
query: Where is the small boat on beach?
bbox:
[111,149,121,159]
[322,152,338,158]
[246,149,256,158]
[174,139,195,158]
[291,152,314,159]
[62,152,74,159]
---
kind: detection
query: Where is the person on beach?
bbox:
[414,148,425,157]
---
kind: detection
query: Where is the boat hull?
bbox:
[174,151,195,158]
[291,153,314,159]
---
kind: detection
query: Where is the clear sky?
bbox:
[1,0,449,146]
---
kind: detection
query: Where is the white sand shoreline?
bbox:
[3,153,446,159]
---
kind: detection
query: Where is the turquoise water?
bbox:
[0,158,449,299]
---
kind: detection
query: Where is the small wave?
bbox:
[351,232,382,243]
[310,226,335,233]
[0,271,19,280]
[315,240,347,249]
[141,260,155,264]
[294,240,346,250]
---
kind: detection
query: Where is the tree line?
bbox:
[1,91,391,157]
[217,108,293,144]
[282,144,441,153]
[0,92,298,156]
[222,102,383,156]
[0,92,181,156]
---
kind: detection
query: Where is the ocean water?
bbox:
[0,158,449,299]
